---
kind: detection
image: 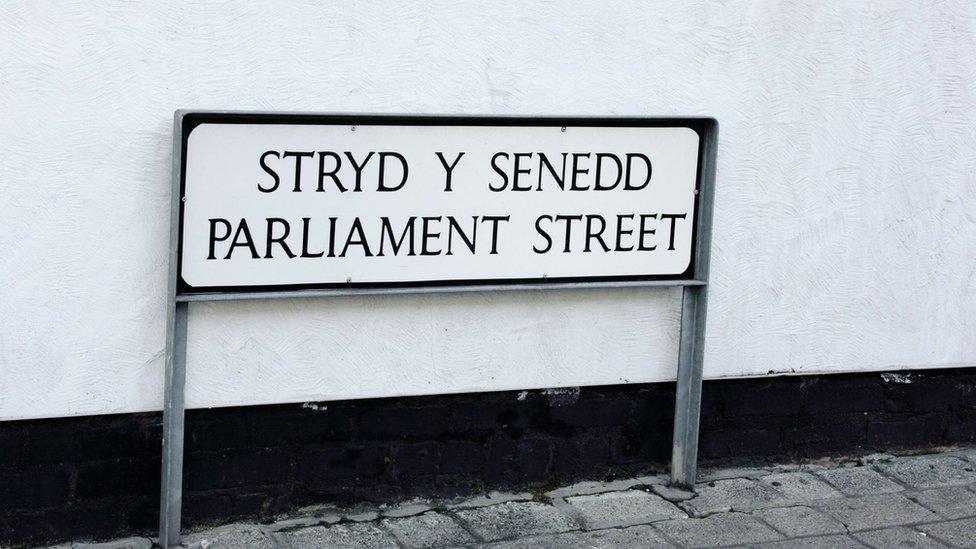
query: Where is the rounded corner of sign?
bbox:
[179,113,213,143]
[183,122,203,144]
[176,271,200,295]
[673,125,701,147]
[676,254,695,279]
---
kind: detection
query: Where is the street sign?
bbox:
[177,114,709,296]
[160,112,718,547]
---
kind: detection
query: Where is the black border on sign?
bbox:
[175,113,716,297]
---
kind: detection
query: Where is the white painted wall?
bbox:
[1,1,974,421]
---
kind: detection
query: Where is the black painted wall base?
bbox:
[2,367,976,546]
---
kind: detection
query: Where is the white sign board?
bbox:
[177,115,709,295]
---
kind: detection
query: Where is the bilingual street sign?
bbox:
[160,112,717,548]
[176,114,711,296]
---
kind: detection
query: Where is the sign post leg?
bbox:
[671,284,707,488]
[159,301,188,547]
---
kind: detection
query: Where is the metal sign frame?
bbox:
[159,111,717,547]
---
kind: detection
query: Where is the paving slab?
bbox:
[948,447,976,463]
[917,517,976,547]
[635,473,670,486]
[813,493,939,532]
[274,523,399,549]
[379,498,435,519]
[760,472,844,501]
[545,477,644,498]
[751,534,869,548]
[484,524,676,548]
[448,491,533,510]
[752,506,848,538]
[909,485,976,520]
[698,466,774,482]
[858,453,897,466]
[73,537,153,549]
[651,483,695,502]
[182,525,273,549]
[876,455,976,489]
[653,512,783,548]
[270,517,335,532]
[769,463,829,474]
[454,501,578,542]
[814,467,903,496]
[682,477,789,516]
[566,489,685,529]
[750,534,867,549]
[852,527,948,548]
[381,511,475,548]
[344,511,380,522]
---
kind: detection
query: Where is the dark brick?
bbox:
[866,413,946,448]
[423,472,483,495]
[186,417,252,452]
[293,443,389,480]
[781,413,868,457]
[184,487,288,524]
[0,425,26,468]
[517,437,552,483]
[0,501,129,547]
[611,412,672,466]
[551,434,610,479]
[496,403,534,432]
[700,427,782,460]
[0,468,71,508]
[946,411,976,442]
[393,442,440,475]
[451,397,536,438]
[712,378,805,417]
[483,435,518,487]
[250,408,358,448]
[802,377,885,414]
[449,403,503,437]
[75,458,159,499]
[631,390,676,421]
[185,450,291,490]
[549,397,635,428]
[699,394,722,418]
[439,441,484,474]
[121,495,160,533]
[359,406,452,439]
[610,431,653,466]
[884,373,976,413]
[27,419,159,464]
[525,409,575,438]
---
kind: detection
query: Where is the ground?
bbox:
[52,447,976,548]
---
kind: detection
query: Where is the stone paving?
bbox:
[51,447,976,548]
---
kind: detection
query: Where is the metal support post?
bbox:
[160,110,188,547]
[159,302,188,547]
[669,118,718,488]
[671,284,708,487]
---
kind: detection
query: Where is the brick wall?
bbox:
[3,368,976,546]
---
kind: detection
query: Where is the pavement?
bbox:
[50,446,976,548]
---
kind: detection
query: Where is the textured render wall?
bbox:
[1,1,974,420]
